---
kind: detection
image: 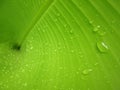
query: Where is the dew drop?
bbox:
[98,30,106,36]
[89,20,93,24]
[64,24,70,30]
[93,25,106,36]
[71,50,74,53]
[93,25,101,32]
[21,69,25,73]
[82,69,93,75]
[30,46,33,50]
[97,41,108,52]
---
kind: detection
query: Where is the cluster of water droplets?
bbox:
[93,25,106,36]
[90,20,109,53]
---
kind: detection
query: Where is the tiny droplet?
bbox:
[82,69,93,75]
[93,25,101,32]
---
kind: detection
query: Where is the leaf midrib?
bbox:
[17,0,54,46]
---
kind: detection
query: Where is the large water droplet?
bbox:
[97,41,108,52]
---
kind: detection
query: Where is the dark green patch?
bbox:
[12,43,21,51]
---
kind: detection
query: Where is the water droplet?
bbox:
[54,49,57,52]
[30,46,33,50]
[89,20,93,24]
[82,69,93,75]
[97,41,108,52]
[98,30,106,36]
[21,69,25,72]
[93,25,101,32]
[64,24,70,30]
[93,25,106,36]
[71,50,74,53]
[25,64,29,67]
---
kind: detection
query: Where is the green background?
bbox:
[0,0,120,90]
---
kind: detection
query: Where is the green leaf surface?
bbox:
[0,0,120,90]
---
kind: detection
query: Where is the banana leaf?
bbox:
[0,0,120,90]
